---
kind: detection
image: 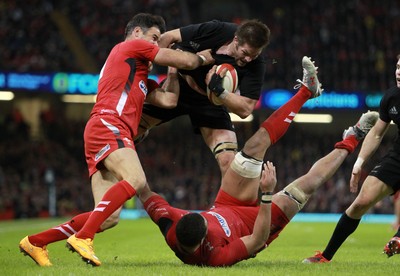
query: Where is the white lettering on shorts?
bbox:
[95,143,110,161]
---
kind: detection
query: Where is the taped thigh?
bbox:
[213,141,238,158]
[277,181,310,210]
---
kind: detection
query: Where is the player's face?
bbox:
[139,27,161,46]
[233,39,262,67]
[396,58,400,88]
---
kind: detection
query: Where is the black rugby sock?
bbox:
[395,226,400,237]
[322,213,361,260]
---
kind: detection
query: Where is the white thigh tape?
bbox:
[230,152,263,178]
[277,181,310,210]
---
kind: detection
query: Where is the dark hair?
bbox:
[124,13,166,39]
[235,19,271,49]
[176,213,207,247]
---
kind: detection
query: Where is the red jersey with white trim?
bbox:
[144,194,251,267]
[91,39,160,137]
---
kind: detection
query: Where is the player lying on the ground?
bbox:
[138,57,379,266]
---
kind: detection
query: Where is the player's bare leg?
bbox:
[221,56,323,202]
[302,111,380,264]
[201,127,238,176]
[273,147,350,219]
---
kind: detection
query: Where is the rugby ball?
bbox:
[207,63,238,105]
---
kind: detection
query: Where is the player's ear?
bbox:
[132,26,143,38]
[233,36,240,46]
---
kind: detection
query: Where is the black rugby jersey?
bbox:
[176,20,266,100]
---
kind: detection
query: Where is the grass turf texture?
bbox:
[0,217,399,275]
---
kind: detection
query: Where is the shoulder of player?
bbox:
[383,86,400,100]
[119,39,158,50]
[387,86,400,95]
[183,20,236,34]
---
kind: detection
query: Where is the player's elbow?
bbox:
[180,59,199,70]
[156,94,178,108]
[248,237,268,255]
[162,98,178,109]
[236,109,253,119]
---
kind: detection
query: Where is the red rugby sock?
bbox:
[334,135,359,153]
[28,212,93,247]
[76,180,136,240]
[261,86,311,144]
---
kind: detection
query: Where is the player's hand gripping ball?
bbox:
[207,63,238,105]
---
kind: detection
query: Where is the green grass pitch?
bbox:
[0,217,399,275]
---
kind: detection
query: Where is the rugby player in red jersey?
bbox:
[19,13,213,267]
[139,57,378,266]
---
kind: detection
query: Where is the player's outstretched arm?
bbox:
[350,119,389,193]
[241,162,276,254]
[158,29,182,48]
[146,67,180,108]
[154,48,214,70]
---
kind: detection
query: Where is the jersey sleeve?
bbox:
[238,57,267,100]
[207,238,250,267]
[147,79,160,93]
[180,20,222,40]
[121,40,160,62]
[143,194,188,223]
[143,194,173,223]
[178,20,237,52]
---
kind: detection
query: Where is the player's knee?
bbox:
[123,173,147,195]
[347,200,370,217]
[278,182,310,210]
[230,151,263,178]
[131,176,147,192]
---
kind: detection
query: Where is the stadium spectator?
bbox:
[3,0,399,91]
[0,0,77,72]
[0,110,397,221]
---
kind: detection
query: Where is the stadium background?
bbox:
[0,0,399,220]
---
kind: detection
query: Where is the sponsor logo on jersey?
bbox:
[389,106,398,115]
[204,241,214,252]
[370,164,381,174]
[189,41,200,51]
[139,80,148,96]
[207,211,231,237]
[95,143,110,161]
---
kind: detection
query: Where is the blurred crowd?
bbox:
[1,0,399,90]
[0,110,396,219]
[0,0,399,219]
